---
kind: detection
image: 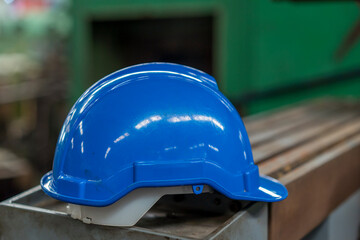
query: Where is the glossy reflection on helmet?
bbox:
[41,62,288,207]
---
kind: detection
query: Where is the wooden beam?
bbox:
[259,117,360,178]
[268,134,360,240]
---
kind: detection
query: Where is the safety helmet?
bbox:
[41,62,287,226]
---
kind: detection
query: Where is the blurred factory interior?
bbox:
[0,0,359,239]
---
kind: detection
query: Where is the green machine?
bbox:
[71,0,360,114]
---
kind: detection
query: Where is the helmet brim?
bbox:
[42,170,288,207]
[252,175,288,202]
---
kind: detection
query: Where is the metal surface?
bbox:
[0,186,267,240]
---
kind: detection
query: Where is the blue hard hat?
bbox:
[41,62,288,207]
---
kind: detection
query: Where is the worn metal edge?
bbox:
[205,202,267,240]
[0,186,194,240]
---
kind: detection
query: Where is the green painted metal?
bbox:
[247,79,360,114]
[70,0,360,114]
[244,1,360,113]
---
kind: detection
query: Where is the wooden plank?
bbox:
[268,134,360,240]
[243,98,333,124]
[252,111,358,163]
[244,99,338,134]
[248,105,345,147]
[258,117,360,177]
[247,99,360,239]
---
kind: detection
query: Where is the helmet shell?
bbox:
[41,63,287,206]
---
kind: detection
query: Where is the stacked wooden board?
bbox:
[244,98,360,240]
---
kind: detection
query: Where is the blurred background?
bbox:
[0,0,359,200]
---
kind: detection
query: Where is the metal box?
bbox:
[0,186,267,240]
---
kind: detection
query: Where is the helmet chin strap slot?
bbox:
[66,185,212,227]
